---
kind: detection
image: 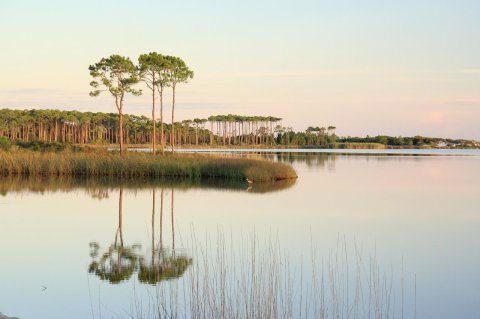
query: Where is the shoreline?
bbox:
[168,148,480,156]
[107,143,480,151]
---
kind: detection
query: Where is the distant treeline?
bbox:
[0,109,477,149]
[0,109,338,147]
[337,135,479,148]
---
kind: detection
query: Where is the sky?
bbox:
[0,0,479,139]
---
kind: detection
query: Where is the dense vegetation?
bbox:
[1,108,478,149]
[337,135,479,148]
[0,109,338,147]
[0,150,296,182]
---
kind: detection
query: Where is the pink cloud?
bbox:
[423,110,448,124]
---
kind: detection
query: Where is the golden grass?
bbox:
[0,150,297,182]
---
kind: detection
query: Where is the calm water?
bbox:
[1,150,479,318]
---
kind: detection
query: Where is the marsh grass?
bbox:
[334,143,385,149]
[0,150,296,182]
[112,232,416,319]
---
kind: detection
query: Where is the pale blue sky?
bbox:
[1,0,479,138]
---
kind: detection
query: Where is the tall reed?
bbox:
[107,232,416,319]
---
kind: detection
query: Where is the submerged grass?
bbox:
[0,150,296,182]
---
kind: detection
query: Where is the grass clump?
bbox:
[0,150,296,182]
[0,137,12,150]
[333,142,385,149]
[92,233,416,319]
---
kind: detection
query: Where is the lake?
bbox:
[1,150,479,318]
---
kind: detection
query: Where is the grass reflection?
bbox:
[0,175,296,196]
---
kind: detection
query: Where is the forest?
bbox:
[0,109,335,148]
[1,108,477,150]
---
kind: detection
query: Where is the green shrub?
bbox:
[0,137,12,150]
[15,141,70,152]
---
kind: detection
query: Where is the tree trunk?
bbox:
[171,85,176,154]
[152,74,156,155]
[223,121,226,145]
[160,87,165,156]
[210,121,213,145]
[117,96,125,154]
[195,125,198,145]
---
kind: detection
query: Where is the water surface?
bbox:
[0,150,479,318]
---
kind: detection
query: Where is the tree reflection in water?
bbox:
[88,188,141,284]
[138,188,192,285]
[88,187,192,285]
